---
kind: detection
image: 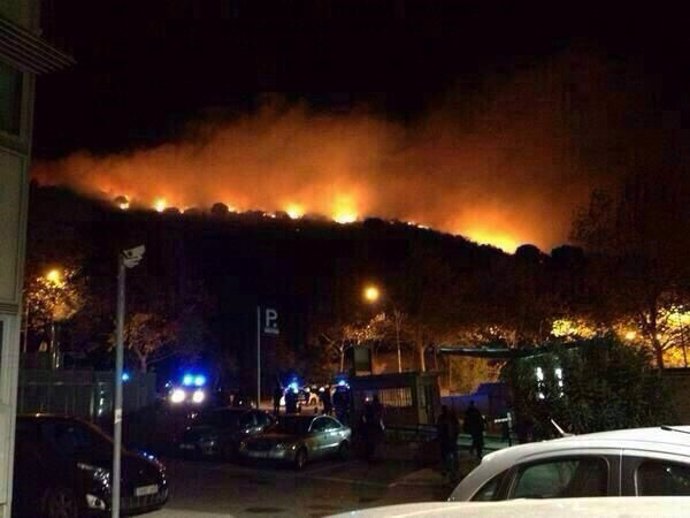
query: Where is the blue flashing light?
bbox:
[194,375,207,387]
[182,374,194,386]
[288,381,299,393]
[338,379,347,387]
[122,372,131,382]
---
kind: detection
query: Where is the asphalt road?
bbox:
[147,456,451,518]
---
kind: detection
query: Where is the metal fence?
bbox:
[17,369,156,422]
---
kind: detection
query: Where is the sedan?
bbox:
[448,425,690,502]
[13,414,168,518]
[325,497,690,518]
[238,414,351,469]
[176,407,274,459]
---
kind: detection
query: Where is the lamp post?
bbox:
[112,245,145,518]
[362,284,402,373]
[44,268,64,369]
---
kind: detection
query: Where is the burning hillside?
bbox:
[32,52,629,253]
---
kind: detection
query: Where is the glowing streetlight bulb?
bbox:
[625,331,637,341]
[45,269,63,285]
[363,285,380,303]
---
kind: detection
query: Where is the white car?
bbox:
[326,497,690,518]
[448,425,690,501]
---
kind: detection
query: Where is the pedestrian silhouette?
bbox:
[464,400,485,459]
[437,405,459,478]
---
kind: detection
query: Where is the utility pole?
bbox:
[112,245,144,518]
[256,306,261,408]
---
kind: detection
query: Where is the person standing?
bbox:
[273,382,283,417]
[333,386,350,425]
[362,395,384,463]
[285,387,298,414]
[437,405,459,477]
[464,400,485,459]
[320,385,333,415]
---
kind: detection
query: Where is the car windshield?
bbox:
[269,417,312,435]
[194,409,241,428]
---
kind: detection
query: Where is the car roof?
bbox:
[450,426,690,501]
[280,414,323,421]
[486,425,690,462]
[17,413,89,423]
[326,497,690,518]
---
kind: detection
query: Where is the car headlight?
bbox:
[77,463,110,483]
[170,388,187,404]
[192,389,206,404]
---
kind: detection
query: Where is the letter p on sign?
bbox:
[264,308,279,335]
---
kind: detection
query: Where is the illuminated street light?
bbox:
[45,268,63,286]
[362,284,402,373]
[625,331,637,341]
[363,285,380,303]
[43,268,67,368]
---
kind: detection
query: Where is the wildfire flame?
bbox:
[154,198,167,213]
[32,51,624,254]
[285,203,305,219]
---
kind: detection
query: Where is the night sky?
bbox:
[31,0,690,251]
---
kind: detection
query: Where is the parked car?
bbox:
[12,414,168,518]
[176,407,274,459]
[238,414,351,469]
[448,425,690,502]
[325,496,690,518]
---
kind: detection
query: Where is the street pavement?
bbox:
[146,455,454,518]
[142,437,504,518]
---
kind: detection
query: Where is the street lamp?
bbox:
[112,245,145,518]
[362,284,403,373]
[363,285,380,303]
[44,268,65,368]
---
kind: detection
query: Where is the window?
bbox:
[377,388,413,408]
[636,461,690,496]
[0,62,22,136]
[238,412,255,428]
[512,457,608,499]
[254,412,273,427]
[471,471,508,501]
[322,417,340,430]
[43,421,94,456]
[311,418,331,432]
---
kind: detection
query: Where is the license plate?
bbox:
[179,444,195,450]
[135,484,159,497]
[248,451,269,458]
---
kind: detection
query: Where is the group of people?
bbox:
[436,400,486,479]
[271,382,353,422]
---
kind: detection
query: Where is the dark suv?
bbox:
[177,407,274,459]
[13,414,168,518]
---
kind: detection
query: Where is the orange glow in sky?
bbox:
[32,68,606,254]
[463,228,521,254]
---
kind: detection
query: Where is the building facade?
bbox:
[0,2,71,516]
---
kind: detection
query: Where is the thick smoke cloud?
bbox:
[32,49,636,252]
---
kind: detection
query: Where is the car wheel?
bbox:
[44,487,79,518]
[338,441,350,461]
[294,448,308,470]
